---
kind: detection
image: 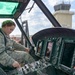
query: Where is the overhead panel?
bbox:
[0,0,30,18]
[0,2,19,15]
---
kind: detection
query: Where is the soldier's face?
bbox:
[4,25,15,35]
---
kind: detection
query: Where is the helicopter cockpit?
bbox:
[0,0,75,75]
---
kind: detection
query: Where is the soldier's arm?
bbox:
[0,52,15,66]
[12,40,27,51]
[0,33,15,66]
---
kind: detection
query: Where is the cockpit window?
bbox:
[45,42,53,58]
[36,40,43,56]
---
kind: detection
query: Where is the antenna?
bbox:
[61,0,70,4]
[62,0,64,4]
[69,0,70,4]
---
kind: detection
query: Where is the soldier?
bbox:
[0,20,35,69]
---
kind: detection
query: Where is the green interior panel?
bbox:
[0,0,30,18]
[0,2,19,15]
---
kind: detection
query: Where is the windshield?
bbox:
[0,0,75,36]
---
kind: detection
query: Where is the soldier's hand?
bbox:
[25,48,30,53]
[12,61,21,68]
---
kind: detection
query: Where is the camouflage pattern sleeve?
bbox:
[12,40,26,51]
[0,33,15,66]
[0,52,15,66]
[0,33,5,53]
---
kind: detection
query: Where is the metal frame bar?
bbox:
[14,18,32,47]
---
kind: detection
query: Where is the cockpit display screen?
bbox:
[61,42,75,68]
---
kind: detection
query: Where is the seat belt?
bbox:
[0,29,7,46]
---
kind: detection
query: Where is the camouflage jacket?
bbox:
[0,30,26,66]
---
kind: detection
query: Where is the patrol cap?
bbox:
[2,20,16,27]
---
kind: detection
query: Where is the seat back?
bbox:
[0,67,7,75]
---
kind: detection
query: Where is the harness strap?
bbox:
[0,29,7,46]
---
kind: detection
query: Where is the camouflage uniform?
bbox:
[0,30,46,75]
[0,30,34,67]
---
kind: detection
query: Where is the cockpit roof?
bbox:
[0,0,30,18]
